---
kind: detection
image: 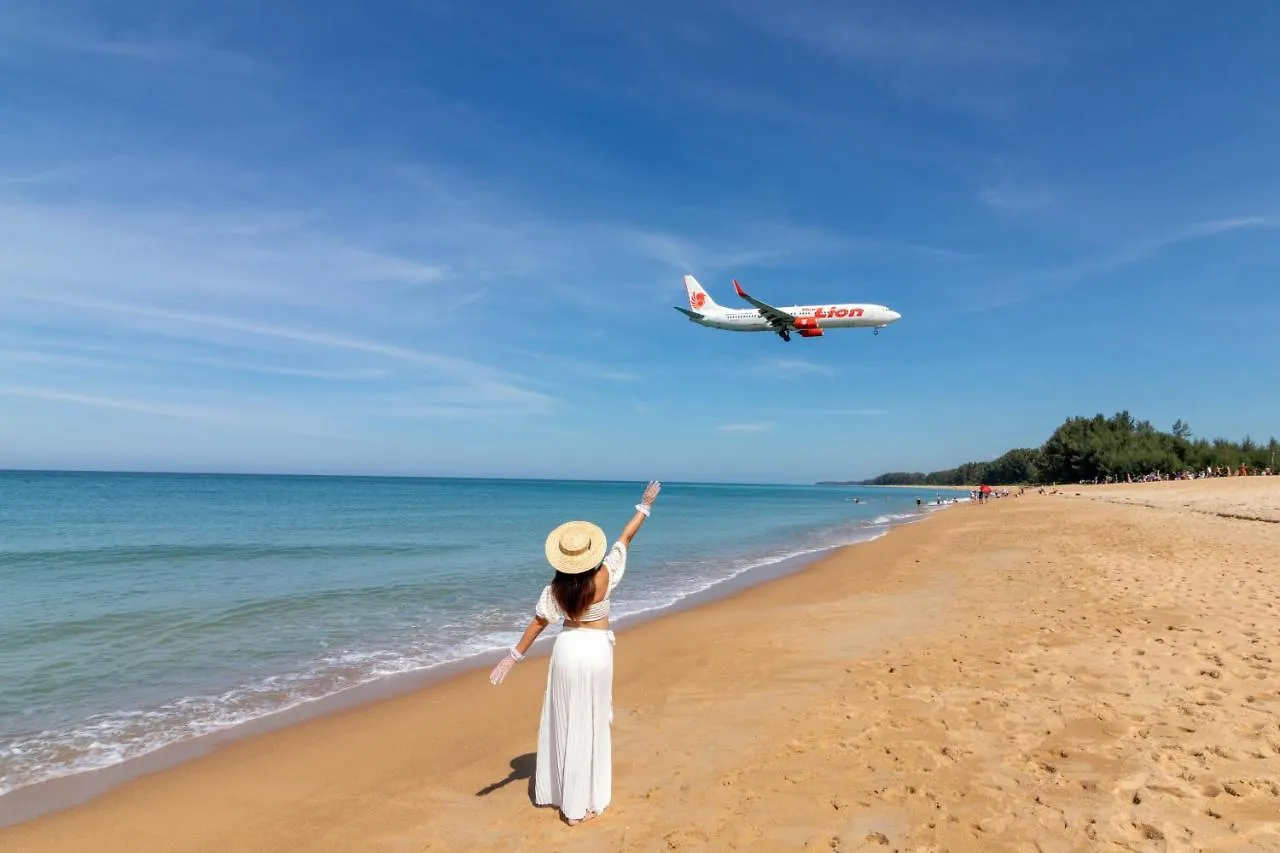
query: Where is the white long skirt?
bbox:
[534,626,614,821]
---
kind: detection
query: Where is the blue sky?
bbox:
[2,0,1278,483]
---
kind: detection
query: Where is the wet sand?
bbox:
[2,478,1278,852]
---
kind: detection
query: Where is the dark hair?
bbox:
[551,566,600,620]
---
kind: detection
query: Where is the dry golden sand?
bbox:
[1073,475,1280,523]
[2,479,1278,852]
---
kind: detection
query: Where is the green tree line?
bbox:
[852,412,1279,486]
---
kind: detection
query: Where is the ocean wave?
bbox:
[0,505,945,799]
[0,541,477,570]
[2,574,489,655]
[0,629,515,796]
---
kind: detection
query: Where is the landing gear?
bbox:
[778,329,791,342]
[873,328,879,336]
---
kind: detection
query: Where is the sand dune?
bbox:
[3,480,1279,852]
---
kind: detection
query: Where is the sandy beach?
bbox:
[1069,475,1280,524]
[3,478,1279,852]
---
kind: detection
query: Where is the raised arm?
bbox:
[617,480,661,548]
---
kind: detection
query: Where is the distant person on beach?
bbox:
[488,480,662,825]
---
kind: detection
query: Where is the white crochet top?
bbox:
[535,541,627,623]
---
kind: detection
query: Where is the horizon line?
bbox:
[0,466,864,488]
[0,467,971,489]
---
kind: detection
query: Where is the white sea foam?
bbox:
[0,504,950,799]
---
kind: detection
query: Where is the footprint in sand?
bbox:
[1223,778,1280,798]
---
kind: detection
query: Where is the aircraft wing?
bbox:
[733,279,797,330]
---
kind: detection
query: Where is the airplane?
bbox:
[673,274,901,342]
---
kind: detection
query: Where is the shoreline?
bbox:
[816,482,981,491]
[7,478,1274,852]
[0,502,949,830]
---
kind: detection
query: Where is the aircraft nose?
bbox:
[886,309,901,322]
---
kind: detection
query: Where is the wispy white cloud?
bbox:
[495,348,643,384]
[589,223,853,275]
[0,201,449,311]
[0,7,263,73]
[759,9,1053,69]
[5,289,555,414]
[791,408,889,417]
[716,421,775,433]
[0,161,860,321]
[365,380,557,420]
[978,181,1056,214]
[0,337,391,381]
[758,356,835,377]
[38,34,254,70]
[966,213,1280,311]
[1183,216,1279,238]
[0,385,340,437]
[718,1,1068,114]
[371,181,861,304]
[156,357,388,381]
[1063,215,1280,281]
[10,291,485,373]
[0,151,924,350]
[592,369,641,381]
[0,348,134,372]
[552,0,1066,115]
[0,155,868,432]
[0,166,82,187]
[0,386,230,423]
[374,403,549,421]
[0,5,981,468]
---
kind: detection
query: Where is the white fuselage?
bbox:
[694,303,900,331]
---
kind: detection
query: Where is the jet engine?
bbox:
[792,317,820,330]
[798,328,824,338]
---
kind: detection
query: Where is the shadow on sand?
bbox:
[475,753,538,803]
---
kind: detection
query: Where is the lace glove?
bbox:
[489,646,524,685]
[636,480,661,516]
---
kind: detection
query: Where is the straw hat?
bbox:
[545,520,607,574]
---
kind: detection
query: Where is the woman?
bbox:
[488,480,661,825]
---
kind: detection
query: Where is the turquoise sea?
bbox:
[0,471,968,799]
